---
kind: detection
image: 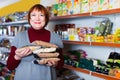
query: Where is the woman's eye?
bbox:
[30,14,45,17]
[31,14,35,16]
[40,14,44,16]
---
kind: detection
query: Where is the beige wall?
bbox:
[40,0,57,6]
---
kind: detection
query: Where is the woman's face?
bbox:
[30,10,46,30]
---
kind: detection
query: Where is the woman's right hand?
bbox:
[14,47,32,60]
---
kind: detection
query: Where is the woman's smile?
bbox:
[34,21,41,24]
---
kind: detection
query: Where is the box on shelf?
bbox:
[98,0,109,11]
[73,0,81,14]
[81,0,90,13]
[109,0,120,9]
[66,0,74,15]
[89,0,99,12]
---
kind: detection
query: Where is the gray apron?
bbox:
[12,31,63,80]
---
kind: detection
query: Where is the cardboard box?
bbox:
[66,0,74,15]
[98,0,109,11]
[73,0,81,14]
[109,0,120,9]
[89,0,99,12]
[81,0,90,13]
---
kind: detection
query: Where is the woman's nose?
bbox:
[36,16,40,20]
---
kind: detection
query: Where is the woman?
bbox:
[7,4,64,80]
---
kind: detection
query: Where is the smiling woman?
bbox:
[6,4,64,80]
[0,0,40,17]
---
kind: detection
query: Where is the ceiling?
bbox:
[0,0,20,8]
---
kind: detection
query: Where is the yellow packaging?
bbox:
[109,0,120,9]
[81,0,90,13]
[68,28,75,40]
[66,0,74,15]
[90,34,96,42]
[95,36,104,42]
[106,34,114,42]
[57,3,63,16]
[89,0,99,12]
[98,0,109,11]
[62,2,68,16]
[114,28,120,43]
[73,0,81,14]
[51,4,58,17]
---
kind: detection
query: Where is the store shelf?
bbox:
[0,20,28,26]
[91,72,120,80]
[0,35,14,39]
[92,8,120,16]
[63,40,120,48]
[63,64,90,74]
[91,42,120,48]
[50,12,91,20]
[63,65,120,80]
[1,9,120,26]
[52,8,120,80]
[63,40,90,45]
[50,8,120,20]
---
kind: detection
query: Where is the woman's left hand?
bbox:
[14,47,33,60]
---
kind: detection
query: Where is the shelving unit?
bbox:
[0,8,120,25]
[0,20,29,40]
[50,12,91,20]
[0,20,29,26]
[50,8,120,80]
[50,8,120,20]
[63,40,90,45]
[63,65,120,80]
[63,40,120,48]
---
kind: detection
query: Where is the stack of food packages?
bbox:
[56,23,119,43]
[18,40,60,65]
[54,23,117,43]
[106,52,120,78]
[75,27,115,42]
[63,26,118,43]
[50,0,120,17]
